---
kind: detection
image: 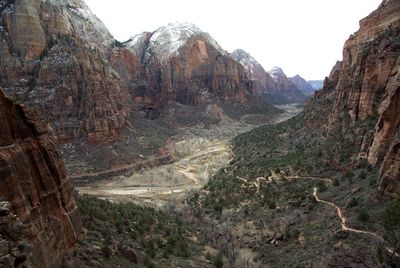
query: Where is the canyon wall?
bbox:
[0,90,82,267]
[0,0,132,143]
[322,0,400,195]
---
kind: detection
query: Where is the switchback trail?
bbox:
[312,187,378,236]
[313,184,399,257]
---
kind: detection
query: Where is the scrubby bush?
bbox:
[357,209,370,222]
[348,197,359,208]
[358,170,367,180]
[212,253,224,268]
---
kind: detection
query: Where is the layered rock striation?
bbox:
[122,23,254,115]
[320,0,400,195]
[0,90,82,267]
[0,0,132,143]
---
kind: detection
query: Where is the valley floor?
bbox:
[73,103,302,206]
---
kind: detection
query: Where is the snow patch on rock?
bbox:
[231,49,262,79]
[65,0,113,47]
[268,66,286,81]
[142,22,227,63]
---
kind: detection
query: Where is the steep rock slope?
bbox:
[230,49,275,94]
[0,90,82,267]
[0,0,132,143]
[322,0,400,195]
[230,49,307,103]
[268,66,306,103]
[124,23,255,113]
[289,75,315,96]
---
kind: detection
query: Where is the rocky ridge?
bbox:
[0,89,82,267]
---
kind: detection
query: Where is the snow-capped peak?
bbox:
[230,49,261,78]
[268,66,286,80]
[143,22,227,63]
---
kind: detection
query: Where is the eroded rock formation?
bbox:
[0,90,82,267]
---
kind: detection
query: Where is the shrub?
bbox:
[268,200,277,209]
[344,170,354,179]
[357,209,370,222]
[212,253,224,268]
[317,181,328,192]
[358,170,367,180]
[102,245,112,258]
[348,197,359,208]
[333,179,340,186]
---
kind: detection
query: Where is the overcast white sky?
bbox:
[84,0,382,80]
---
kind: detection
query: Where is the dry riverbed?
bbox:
[77,103,302,206]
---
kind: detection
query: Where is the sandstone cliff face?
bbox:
[123,23,254,116]
[323,0,400,195]
[163,37,249,105]
[230,49,275,95]
[0,0,132,143]
[0,90,82,267]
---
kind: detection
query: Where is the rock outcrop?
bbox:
[321,0,400,195]
[0,0,132,143]
[0,90,82,267]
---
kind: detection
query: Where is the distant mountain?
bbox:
[230,49,275,93]
[128,22,227,64]
[307,80,324,90]
[289,75,315,96]
[230,50,306,104]
[120,22,260,110]
[267,67,307,104]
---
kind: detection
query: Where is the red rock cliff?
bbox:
[123,23,255,115]
[323,0,400,195]
[0,90,82,267]
[0,0,132,143]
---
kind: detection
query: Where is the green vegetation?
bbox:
[76,195,206,267]
[187,94,391,267]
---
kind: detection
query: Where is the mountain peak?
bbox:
[144,22,226,63]
[269,66,286,80]
[230,49,263,78]
[231,49,249,57]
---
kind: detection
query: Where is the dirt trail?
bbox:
[312,187,378,236]
[312,184,399,257]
